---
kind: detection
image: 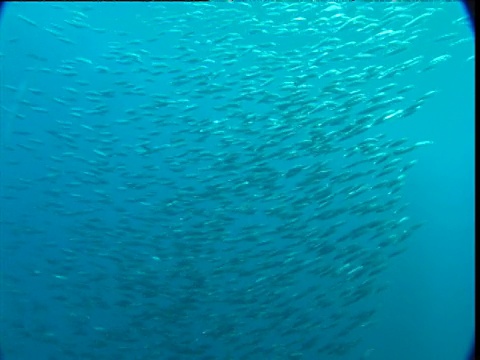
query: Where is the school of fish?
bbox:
[0,2,474,360]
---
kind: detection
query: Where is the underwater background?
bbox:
[0,2,475,360]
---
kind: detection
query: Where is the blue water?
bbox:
[0,2,475,360]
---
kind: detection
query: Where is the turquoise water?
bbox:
[0,2,475,360]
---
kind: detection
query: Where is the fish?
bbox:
[0,2,473,359]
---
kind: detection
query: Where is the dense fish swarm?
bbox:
[0,2,473,360]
